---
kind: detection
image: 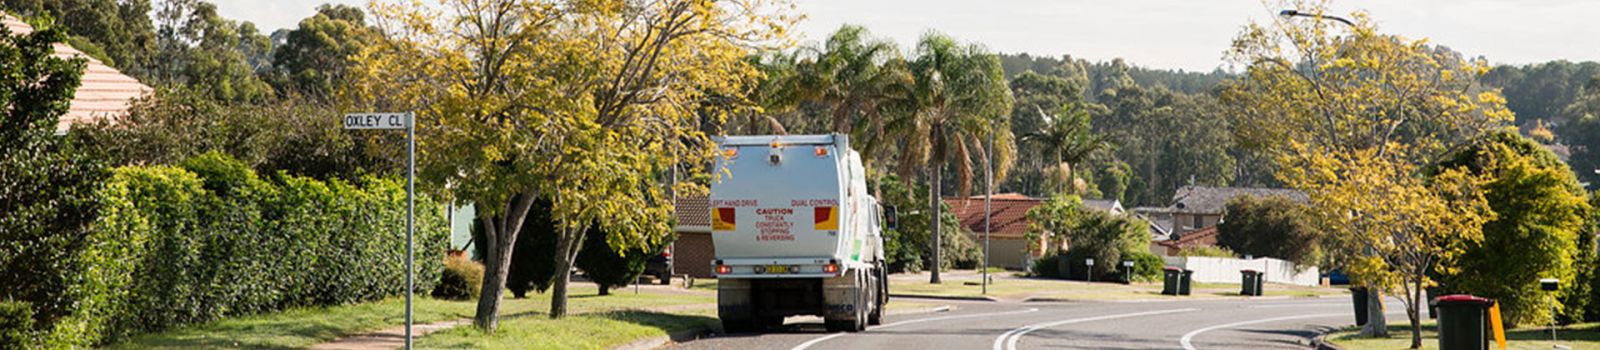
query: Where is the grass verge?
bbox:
[108,285,713,349]
[1328,321,1600,350]
[416,311,718,350]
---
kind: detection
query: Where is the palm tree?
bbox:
[877,33,1013,284]
[1021,102,1107,195]
[804,25,906,135]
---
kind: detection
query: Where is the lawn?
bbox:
[108,285,714,349]
[416,311,719,350]
[1328,321,1600,350]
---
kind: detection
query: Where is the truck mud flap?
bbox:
[822,270,862,320]
[718,278,753,319]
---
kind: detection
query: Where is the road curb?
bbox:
[886,305,953,316]
[1309,334,1345,350]
[890,293,999,302]
[610,326,713,350]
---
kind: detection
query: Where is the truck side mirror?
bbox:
[882,206,899,231]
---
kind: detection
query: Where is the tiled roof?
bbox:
[943,196,1041,239]
[674,195,710,233]
[1156,226,1218,250]
[4,13,152,133]
[1169,186,1307,215]
[1082,199,1122,214]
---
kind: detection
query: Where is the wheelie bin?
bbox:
[1162,266,1182,295]
[1432,294,1493,350]
[1178,269,1194,296]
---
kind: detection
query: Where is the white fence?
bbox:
[1161,256,1321,286]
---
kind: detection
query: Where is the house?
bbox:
[943,194,1130,269]
[672,195,716,278]
[1153,226,1218,256]
[1161,186,1307,235]
[3,13,153,133]
[943,194,1047,270]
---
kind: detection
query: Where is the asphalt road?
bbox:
[665,296,1407,350]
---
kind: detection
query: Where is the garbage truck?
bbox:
[709,134,889,333]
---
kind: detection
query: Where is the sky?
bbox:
[213,0,1600,72]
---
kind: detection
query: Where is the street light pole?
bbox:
[1278,9,1356,27]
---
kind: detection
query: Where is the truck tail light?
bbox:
[823,262,839,274]
[814,146,829,157]
[789,265,801,274]
[717,264,732,275]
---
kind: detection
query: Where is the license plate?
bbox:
[764,265,789,274]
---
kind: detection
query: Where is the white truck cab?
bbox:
[709,134,888,333]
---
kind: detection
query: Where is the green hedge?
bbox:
[40,152,447,346]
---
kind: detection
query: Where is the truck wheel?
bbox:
[867,278,883,325]
[850,273,868,332]
[824,319,852,332]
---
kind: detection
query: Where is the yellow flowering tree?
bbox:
[1222,1,1512,346]
[346,0,795,330]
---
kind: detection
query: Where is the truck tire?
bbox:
[850,272,868,332]
[658,273,672,285]
[867,267,883,325]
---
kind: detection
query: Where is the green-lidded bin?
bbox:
[1162,267,1182,295]
[1178,269,1194,295]
[1432,294,1493,350]
[1351,287,1369,326]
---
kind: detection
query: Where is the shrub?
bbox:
[0,301,36,349]
[433,255,484,300]
[21,153,448,345]
[1124,251,1165,282]
[1030,253,1061,278]
[576,227,668,295]
[1178,246,1236,258]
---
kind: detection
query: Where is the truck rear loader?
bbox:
[709,134,889,333]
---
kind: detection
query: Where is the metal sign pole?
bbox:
[342,112,415,350]
[405,112,415,350]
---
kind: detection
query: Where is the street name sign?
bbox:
[342,111,416,349]
[344,112,411,130]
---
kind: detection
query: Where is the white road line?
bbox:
[789,308,1040,350]
[993,308,1198,350]
[1178,310,1404,350]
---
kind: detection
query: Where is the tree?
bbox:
[879,32,1013,284]
[353,0,794,329]
[1432,131,1591,326]
[1222,2,1512,346]
[0,0,158,78]
[874,174,976,273]
[575,225,667,295]
[1021,101,1106,195]
[469,200,559,299]
[151,0,273,103]
[0,19,95,346]
[802,25,906,135]
[272,4,379,97]
[1562,76,1600,187]
[1215,195,1320,266]
[1025,194,1083,258]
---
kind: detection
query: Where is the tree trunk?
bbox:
[1409,277,1423,349]
[474,193,538,331]
[549,224,588,318]
[929,162,943,284]
[1360,287,1389,337]
[599,284,610,296]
